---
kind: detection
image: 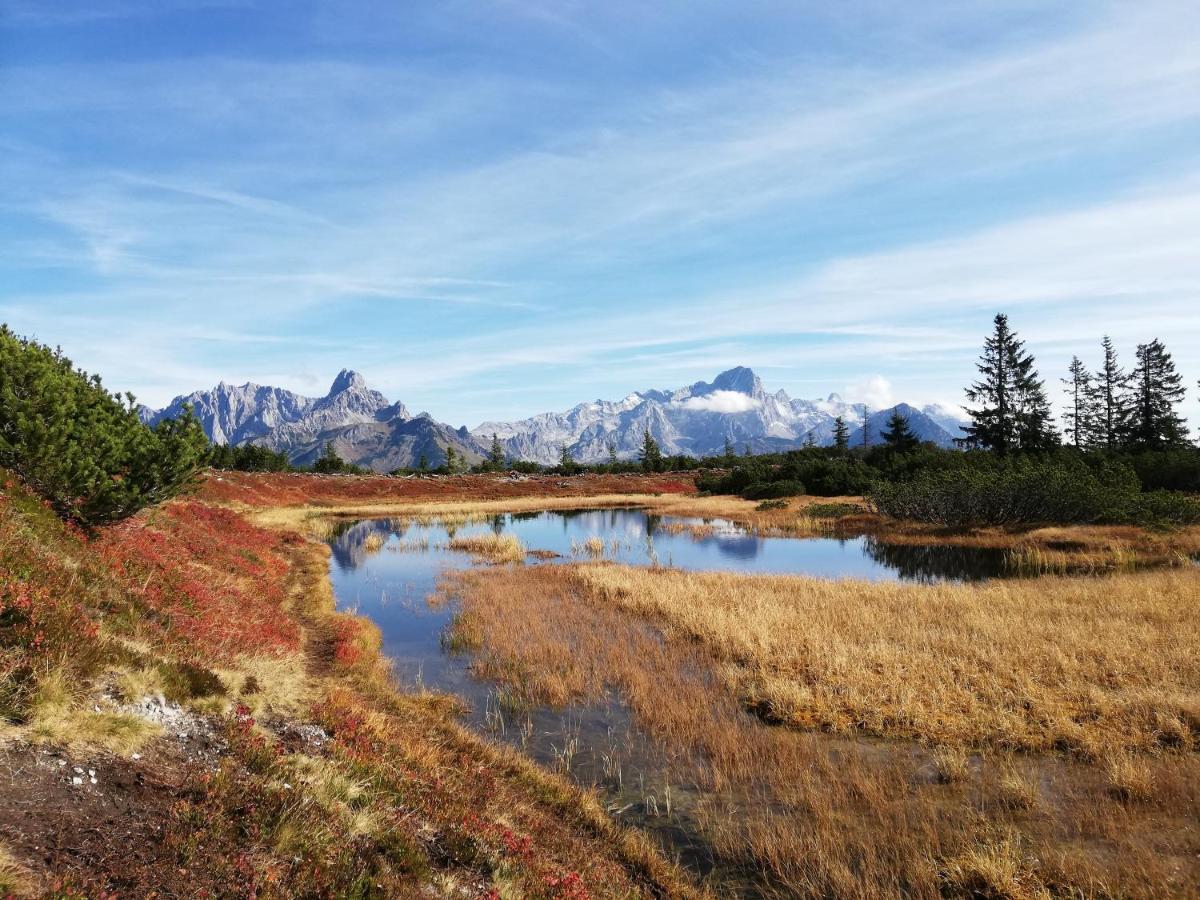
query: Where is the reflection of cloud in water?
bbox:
[708,533,763,561]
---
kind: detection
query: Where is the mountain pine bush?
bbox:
[0,325,208,525]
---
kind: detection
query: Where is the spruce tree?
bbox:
[832,416,849,452]
[803,432,817,449]
[558,444,576,474]
[1061,356,1099,449]
[489,433,505,470]
[1123,339,1189,449]
[639,429,663,473]
[607,441,618,469]
[880,410,919,453]
[963,313,1057,453]
[1091,336,1129,450]
[860,407,871,448]
[312,441,349,474]
[443,444,458,474]
[723,435,736,461]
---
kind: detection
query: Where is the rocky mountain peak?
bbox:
[708,366,760,395]
[328,369,367,396]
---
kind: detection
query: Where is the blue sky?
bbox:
[2,0,1198,427]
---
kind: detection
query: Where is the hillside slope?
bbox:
[0,471,694,898]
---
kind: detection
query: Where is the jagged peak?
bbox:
[328,369,367,395]
[707,366,761,395]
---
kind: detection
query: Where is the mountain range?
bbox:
[141,366,968,472]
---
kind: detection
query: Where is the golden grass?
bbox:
[572,564,1200,756]
[0,844,34,898]
[448,532,527,563]
[23,668,161,755]
[445,563,1200,896]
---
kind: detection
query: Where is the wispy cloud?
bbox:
[1,1,1197,425]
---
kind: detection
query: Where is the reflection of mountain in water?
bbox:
[861,536,1008,582]
[330,519,404,571]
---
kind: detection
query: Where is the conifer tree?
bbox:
[1061,356,1099,449]
[489,433,505,469]
[639,429,663,473]
[1091,335,1129,450]
[558,444,576,474]
[833,416,849,452]
[1122,338,1189,449]
[963,313,1058,453]
[607,441,618,469]
[418,453,429,471]
[803,432,817,449]
[860,407,872,448]
[0,325,208,524]
[723,435,735,460]
[312,441,350,474]
[880,409,919,453]
[443,444,458,474]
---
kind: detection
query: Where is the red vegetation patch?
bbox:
[195,470,696,508]
[91,501,302,660]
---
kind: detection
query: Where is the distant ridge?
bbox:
[143,372,483,472]
[473,367,963,463]
[141,366,968,471]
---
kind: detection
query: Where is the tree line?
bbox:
[3,315,1197,529]
[961,314,1190,454]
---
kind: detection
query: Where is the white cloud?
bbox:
[844,376,895,410]
[678,391,760,414]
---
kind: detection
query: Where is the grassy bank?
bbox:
[0,470,697,898]
[445,563,1200,897]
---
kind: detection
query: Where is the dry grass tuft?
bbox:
[1104,753,1157,803]
[27,668,160,754]
[933,746,971,783]
[996,764,1040,811]
[939,835,1046,900]
[448,532,526,563]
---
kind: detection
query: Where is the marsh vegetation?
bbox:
[326,507,1200,898]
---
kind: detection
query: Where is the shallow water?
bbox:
[324,509,1012,893]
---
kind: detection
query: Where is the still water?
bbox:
[325,508,1011,893]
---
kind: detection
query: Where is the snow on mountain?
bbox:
[472,367,908,463]
[147,365,966,470]
[848,403,959,448]
[920,403,971,440]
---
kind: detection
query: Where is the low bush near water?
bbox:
[871,458,1200,527]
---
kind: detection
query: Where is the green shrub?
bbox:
[870,458,1199,527]
[0,326,209,525]
[1127,449,1200,493]
[741,479,806,500]
[783,458,876,496]
[755,498,790,511]
[1132,490,1200,525]
[209,443,292,472]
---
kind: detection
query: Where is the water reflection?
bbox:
[328,508,1014,582]
[322,511,1019,897]
[861,536,1009,583]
